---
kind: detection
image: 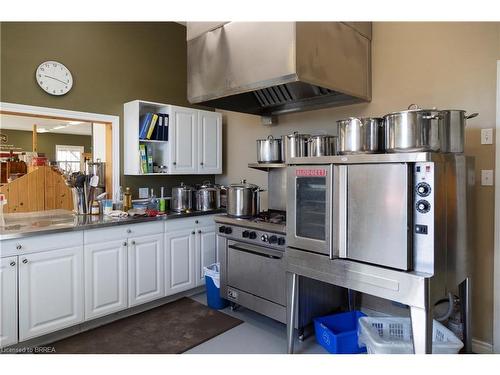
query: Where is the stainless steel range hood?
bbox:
[187,22,372,117]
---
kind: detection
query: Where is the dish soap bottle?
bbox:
[159,186,166,213]
[123,187,132,212]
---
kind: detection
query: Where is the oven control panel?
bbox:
[413,162,435,274]
[217,224,286,251]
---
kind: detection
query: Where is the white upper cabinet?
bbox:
[18,246,84,341]
[197,110,222,174]
[169,106,199,174]
[0,256,18,348]
[124,100,222,175]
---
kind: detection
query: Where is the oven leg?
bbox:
[410,305,433,354]
[459,277,472,353]
[287,272,298,354]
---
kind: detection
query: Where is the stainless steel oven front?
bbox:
[286,165,334,255]
[287,161,417,271]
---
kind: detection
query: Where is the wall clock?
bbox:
[35,61,73,96]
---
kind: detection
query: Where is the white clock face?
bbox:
[35,61,73,96]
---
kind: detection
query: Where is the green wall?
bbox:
[0,22,213,198]
[0,129,92,161]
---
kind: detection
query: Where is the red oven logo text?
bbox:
[296,169,327,177]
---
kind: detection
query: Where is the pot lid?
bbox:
[257,135,282,142]
[198,181,218,191]
[309,134,336,139]
[384,104,445,117]
[287,131,310,139]
[229,179,260,190]
[173,182,194,191]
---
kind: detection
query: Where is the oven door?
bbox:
[287,165,333,255]
[226,240,286,306]
[338,163,412,270]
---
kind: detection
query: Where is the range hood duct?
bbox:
[187,22,372,117]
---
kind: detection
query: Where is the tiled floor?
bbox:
[185,292,326,354]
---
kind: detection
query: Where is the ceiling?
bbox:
[0,114,93,136]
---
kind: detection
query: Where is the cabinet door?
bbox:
[0,257,18,348]
[197,111,222,174]
[18,247,84,341]
[128,233,165,306]
[195,225,217,286]
[170,106,198,174]
[84,239,128,320]
[165,228,196,295]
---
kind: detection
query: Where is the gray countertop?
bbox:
[0,209,226,240]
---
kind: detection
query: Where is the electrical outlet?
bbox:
[481,128,493,145]
[481,170,494,186]
[138,187,149,199]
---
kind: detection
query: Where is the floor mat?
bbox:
[44,297,242,354]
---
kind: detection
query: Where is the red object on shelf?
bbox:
[32,157,48,166]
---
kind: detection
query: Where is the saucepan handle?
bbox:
[408,104,420,110]
[465,112,479,120]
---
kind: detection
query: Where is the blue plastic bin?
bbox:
[313,310,367,354]
[204,263,229,310]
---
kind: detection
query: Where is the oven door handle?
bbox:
[228,244,283,260]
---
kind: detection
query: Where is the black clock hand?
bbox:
[44,75,68,85]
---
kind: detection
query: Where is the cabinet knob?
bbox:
[10,261,16,267]
[200,162,204,166]
[127,229,131,233]
[123,241,127,246]
[22,259,28,264]
[16,244,22,250]
[173,162,177,166]
[191,231,195,235]
[198,230,202,234]
[195,220,199,224]
[131,240,136,245]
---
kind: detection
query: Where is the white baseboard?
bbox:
[472,339,494,354]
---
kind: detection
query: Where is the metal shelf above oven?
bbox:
[248,162,287,171]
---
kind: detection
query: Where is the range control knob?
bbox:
[242,230,250,238]
[277,237,286,246]
[268,235,278,244]
[416,182,431,197]
[218,226,226,233]
[416,200,431,214]
[224,227,233,235]
[261,234,269,242]
[249,232,257,239]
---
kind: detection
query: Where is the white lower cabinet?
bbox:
[165,228,196,295]
[84,239,128,320]
[195,225,217,286]
[18,246,84,341]
[128,233,165,306]
[0,256,18,348]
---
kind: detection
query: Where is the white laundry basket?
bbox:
[358,317,463,354]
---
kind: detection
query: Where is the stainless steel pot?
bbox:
[384,104,444,153]
[194,181,220,211]
[307,135,337,157]
[337,117,383,154]
[257,135,283,163]
[440,110,479,153]
[171,183,194,212]
[285,132,310,160]
[224,179,263,218]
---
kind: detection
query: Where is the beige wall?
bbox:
[216,22,500,344]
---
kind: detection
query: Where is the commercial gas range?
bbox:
[215,210,343,329]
